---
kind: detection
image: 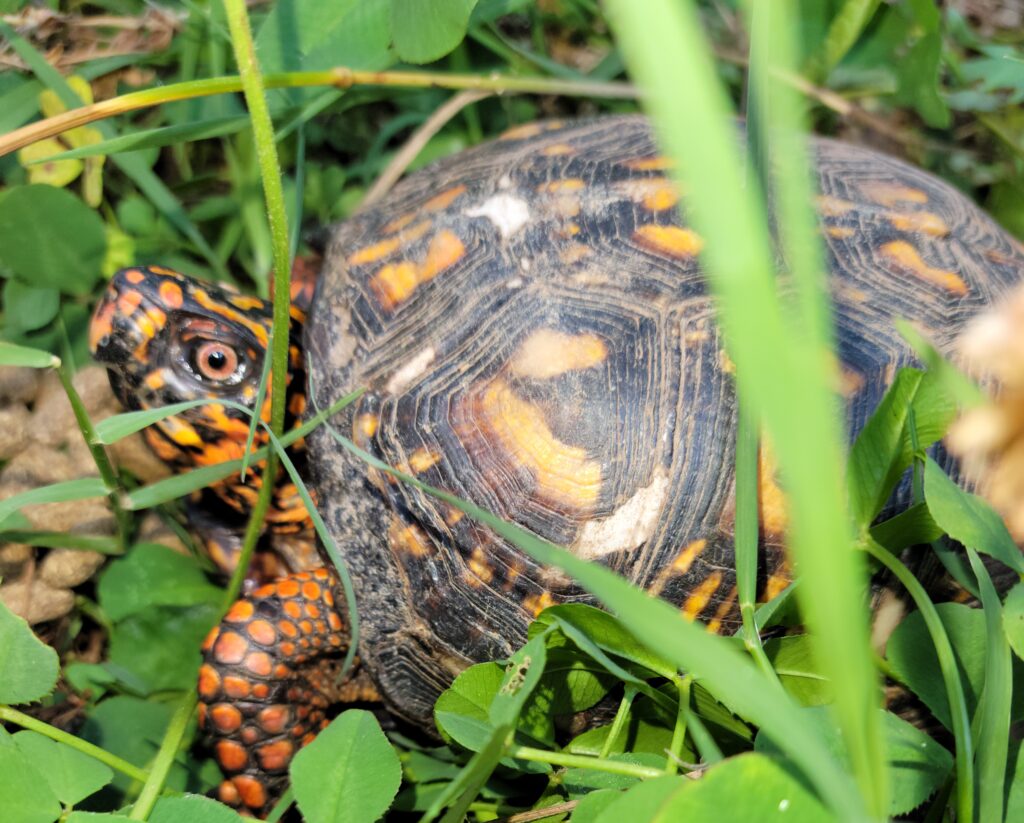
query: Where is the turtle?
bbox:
[89,114,1024,815]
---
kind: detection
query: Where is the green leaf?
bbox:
[570,789,621,823]
[759,708,949,817]
[0,598,59,704]
[255,0,392,74]
[1,280,59,333]
[422,722,511,823]
[79,696,204,795]
[291,709,401,823]
[149,794,244,823]
[967,549,1013,823]
[588,775,685,821]
[0,185,106,295]
[434,663,502,750]
[533,604,675,680]
[1004,583,1024,661]
[98,543,221,621]
[895,33,950,128]
[847,368,953,525]
[651,753,833,822]
[886,602,986,729]
[532,647,616,715]
[12,731,112,806]
[883,713,955,815]
[869,503,943,552]
[563,752,666,794]
[763,636,832,706]
[391,0,478,64]
[0,729,62,823]
[107,603,220,694]
[0,341,59,369]
[489,634,547,727]
[924,456,1024,575]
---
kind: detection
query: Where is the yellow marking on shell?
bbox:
[839,367,864,398]
[469,377,601,509]
[625,156,675,171]
[116,289,143,317]
[444,505,464,526]
[192,289,269,347]
[423,184,467,212]
[564,223,581,237]
[124,268,146,284]
[761,570,792,602]
[646,538,707,597]
[826,226,856,239]
[355,413,379,442]
[886,211,950,237]
[682,571,723,620]
[388,518,432,557]
[229,295,265,311]
[880,240,968,295]
[859,181,928,207]
[560,243,590,263]
[158,280,184,309]
[543,143,575,156]
[382,212,417,235]
[348,236,403,266]
[537,178,586,194]
[759,441,789,538]
[409,448,441,473]
[615,178,681,211]
[148,265,183,277]
[511,329,608,379]
[523,590,556,616]
[467,548,494,585]
[371,230,466,310]
[145,371,166,390]
[719,350,736,374]
[815,195,857,217]
[705,586,738,634]
[633,225,704,259]
[501,122,545,140]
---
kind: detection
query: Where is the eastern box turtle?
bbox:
[89,115,1024,814]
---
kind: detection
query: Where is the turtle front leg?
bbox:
[197,568,378,815]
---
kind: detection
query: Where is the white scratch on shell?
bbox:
[575,469,669,559]
[385,347,435,395]
[465,193,531,239]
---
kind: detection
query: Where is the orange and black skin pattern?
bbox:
[197,567,377,815]
[89,264,360,813]
[89,265,317,578]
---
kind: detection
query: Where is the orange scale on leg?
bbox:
[215,739,249,772]
[232,776,267,812]
[283,601,303,620]
[224,600,255,623]
[244,651,274,677]
[305,602,321,619]
[246,619,277,646]
[198,664,222,699]
[240,726,260,745]
[218,780,241,807]
[258,740,295,772]
[210,704,243,733]
[213,631,249,665]
[223,676,251,699]
[277,579,300,598]
[258,706,291,735]
[301,581,321,600]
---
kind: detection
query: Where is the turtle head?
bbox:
[90,266,307,470]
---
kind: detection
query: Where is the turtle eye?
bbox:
[193,340,242,382]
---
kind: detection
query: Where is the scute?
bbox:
[306,115,1024,723]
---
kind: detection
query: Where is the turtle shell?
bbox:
[306,114,1024,723]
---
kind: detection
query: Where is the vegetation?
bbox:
[2,1,1024,821]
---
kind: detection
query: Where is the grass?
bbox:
[1,2,1024,822]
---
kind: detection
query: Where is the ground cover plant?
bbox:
[2,0,1024,821]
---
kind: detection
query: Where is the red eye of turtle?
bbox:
[195,341,239,381]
